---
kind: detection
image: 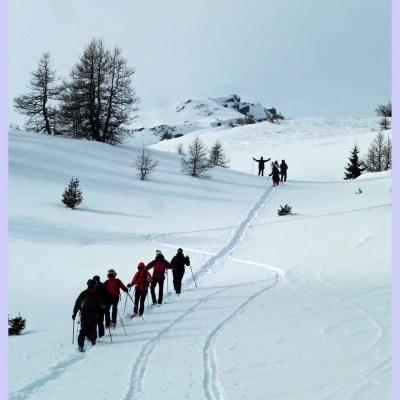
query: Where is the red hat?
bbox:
[138,262,145,269]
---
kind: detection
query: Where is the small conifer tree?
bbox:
[8,314,26,336]
[277,204,292,216]
[62,177,83,209]
[344,144,364,180]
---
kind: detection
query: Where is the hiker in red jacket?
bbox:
[127,262,152,317]
[146,250,172,305]
[103,269,128,329]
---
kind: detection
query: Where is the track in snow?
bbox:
[9,351,88,400]
[203,275,279,400]
[122,285,231,400]
[123,186,276,399]
[151,186,275,288]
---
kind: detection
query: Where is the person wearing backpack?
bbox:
[92,275,107,338]
[280,160,288,182]
[103,269,128,329]
[127,262,152,317]
[170,248,190,295]
[269,161,280,186]
[146,250,172,305]
[72,279,101,352]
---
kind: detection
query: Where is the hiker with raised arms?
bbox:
[253,156,271,176]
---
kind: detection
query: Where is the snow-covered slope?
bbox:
[8,123,391,400]
[151,116,388,181]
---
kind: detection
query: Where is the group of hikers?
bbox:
[72,248,190,352]
[252,157,288,186]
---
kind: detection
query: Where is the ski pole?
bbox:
[117,309,128,336]
[108,327,113,343]
[126,291,135,305]
[72,319,75,345]
[123,289,129,315]
[166,270,169,293]
[189,265,197,288]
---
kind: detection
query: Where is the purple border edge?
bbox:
[392,0,399,398]
[0,0,8,398]
[0,1,397,399]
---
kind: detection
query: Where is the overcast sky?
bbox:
[9,0,391,123]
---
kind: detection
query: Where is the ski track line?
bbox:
[9,351,88,400]
[202,275,279,400]
[152,186,275,289]
[150,240,286,278]
[122,285,230,400]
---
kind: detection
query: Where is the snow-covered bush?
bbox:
[62,177,83,209]
[135,148,158,180]
[277,204,292,216]
[8,314,26,336]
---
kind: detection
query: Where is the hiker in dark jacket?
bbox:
[127,262,152,317]
[93,275,107,338]
[269,161,280,186]
[253,156,271,176]
[170,248,190,295]
[103,269,128,329]
[72,279,101,352]
[146,250,172,305]
[280,160,288,182]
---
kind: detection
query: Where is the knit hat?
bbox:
[138,262,145,270]
[177,248,183,254]
[93,275,101,284]
[87,279,96,289]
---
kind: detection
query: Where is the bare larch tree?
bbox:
[181,137,210,177]
[14,52,60,135]
[208,140,229,167]
[135,148,158,180]
[59,38,138,144]
[364,132,392,172]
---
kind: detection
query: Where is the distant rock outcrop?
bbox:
[212,95,284,123]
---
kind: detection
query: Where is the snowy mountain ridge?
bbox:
[131,95,278,144]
